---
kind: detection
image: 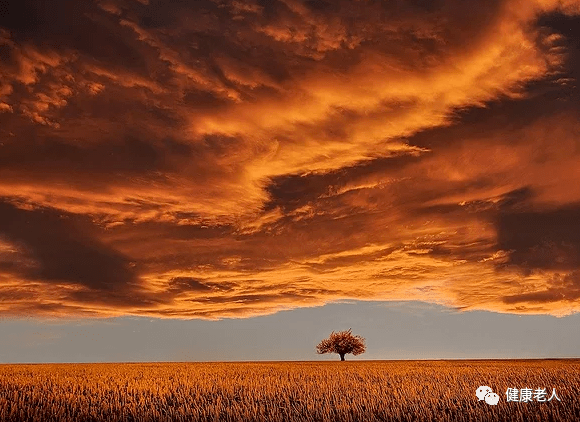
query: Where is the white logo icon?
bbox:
[476,386,499,405]
[476,386,492,401]
[485,392,500,405]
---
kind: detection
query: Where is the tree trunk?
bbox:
[340,353,345,361]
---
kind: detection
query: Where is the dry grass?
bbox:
[0,359,579,421]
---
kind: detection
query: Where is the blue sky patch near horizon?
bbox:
[1,300,579,363]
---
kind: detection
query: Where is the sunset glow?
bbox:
[1,0,580,321]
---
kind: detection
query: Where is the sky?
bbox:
[1,0,580,362]
[2,301,580,362]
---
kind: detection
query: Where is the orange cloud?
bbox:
[0,0,580,319]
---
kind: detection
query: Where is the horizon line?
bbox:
[2,357,580,365]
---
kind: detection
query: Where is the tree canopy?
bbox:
[316,329,366,361]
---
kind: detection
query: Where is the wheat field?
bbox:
[0,359,579,421]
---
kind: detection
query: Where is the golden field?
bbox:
[0,359,579,422]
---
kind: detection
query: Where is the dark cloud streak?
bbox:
[0,200,137,290]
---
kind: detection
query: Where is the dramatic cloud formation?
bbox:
[1,0,580,318]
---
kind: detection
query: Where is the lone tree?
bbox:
[316,329,366,361]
